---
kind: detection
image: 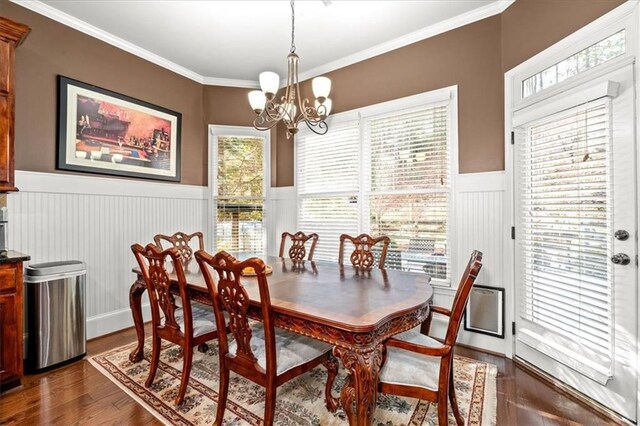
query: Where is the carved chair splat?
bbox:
[195,250,338,426]
[279,231,319,262]
[339,233,391,270]
[131,243,219,406]
[154,231,204,267]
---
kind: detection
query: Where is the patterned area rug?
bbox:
[89,338,497,425]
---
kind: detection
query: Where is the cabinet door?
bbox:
[0,42,15,191]
[0,294,20,381]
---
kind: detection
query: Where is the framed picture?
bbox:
[57,76,181,182]
[463,285,505,338]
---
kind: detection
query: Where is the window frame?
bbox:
[208,125,271,255]
[295,86,458,287]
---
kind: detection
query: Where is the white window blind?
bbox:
[297,96,452,281]
[297,123,360,261]
[518,99,613,368]
[215,135,265,257]
[366,105,450,281]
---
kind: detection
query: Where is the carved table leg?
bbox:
[129,278,147,363]
[333,343,384,426]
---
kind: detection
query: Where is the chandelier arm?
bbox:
[304,119,329,136]
[253,114,281,132]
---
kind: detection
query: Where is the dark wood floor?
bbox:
[0,326,614,425]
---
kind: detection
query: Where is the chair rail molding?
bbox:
[10,170,207,339]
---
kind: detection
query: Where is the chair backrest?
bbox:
[195,250,276,375]
[339,233,391,269]
[154,231,204,266]
[279,231,319,262]
[444,250,483,347]
[131,243,192,336]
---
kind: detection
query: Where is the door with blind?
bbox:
[514,63,637,421]
[211,130,267,257]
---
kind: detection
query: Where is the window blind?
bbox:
[366,105,450,280]
[297,123,360,261]
[297,125,360,195]
[297,99,452,279]
[518,100,613,366]
[215,136,265,256]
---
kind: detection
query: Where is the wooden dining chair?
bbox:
[279,231,319,261]
[154,231,204,266]
[195,250,337,425]
[377,250,483,425]
[131,243,220,406]
[338,233,391,269]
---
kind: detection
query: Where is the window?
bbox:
[297,89,455,285]
[212,130,267,257]
[522,30,625,99]
[518,99,613,369]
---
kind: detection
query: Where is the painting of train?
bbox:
[57,76,181,181]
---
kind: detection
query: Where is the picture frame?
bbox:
[57,76,182,182]
[463,285,505,338]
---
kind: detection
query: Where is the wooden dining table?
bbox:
[128,256,433,425]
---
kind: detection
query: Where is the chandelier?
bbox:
[248,0,332,138]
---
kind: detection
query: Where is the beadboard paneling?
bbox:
[266,186,297,256]
[10,171,206,339]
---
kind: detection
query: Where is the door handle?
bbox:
[611,253,631,265]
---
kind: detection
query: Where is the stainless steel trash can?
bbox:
[24,261,86,372]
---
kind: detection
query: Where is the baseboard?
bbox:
[513,358,630,425]
[86,304,151,340]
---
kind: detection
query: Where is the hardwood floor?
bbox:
[0,326,614,425]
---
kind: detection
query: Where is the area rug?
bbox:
[89,338,497,425]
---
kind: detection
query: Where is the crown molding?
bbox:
[295,0,515,83]
[13,0,513,89]
[201,76,259,89]
[10,0,211,83]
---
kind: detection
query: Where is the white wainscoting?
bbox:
[9,171,207,339]
[430,171,508,355]
[266,186,297,257]
[10,170,509,355]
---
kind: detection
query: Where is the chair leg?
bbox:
[176,344,193,405]
[264,381,277,426]
[322,354,339,413]
[145,335,161,388]
[449,365,463,426]
[437,388,449,426]
[215,362,229,426]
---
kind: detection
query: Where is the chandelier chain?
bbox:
[290,0,296,53]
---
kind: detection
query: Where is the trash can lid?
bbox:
[26,260,85,276]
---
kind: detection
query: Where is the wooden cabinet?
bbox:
[0,261,25,392]
[0,17,30,193]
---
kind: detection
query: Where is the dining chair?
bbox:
[131,243,220,406]
[154,231,211,353]
[279,231,319,261]
[338,233,391,269]
[377,250,483,425]
[154,231,204,266]
[195,250,338,425]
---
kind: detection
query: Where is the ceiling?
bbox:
[22,0,510,86]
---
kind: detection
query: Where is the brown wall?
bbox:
[280,15,505,186]
[2,0,207,185]
[270,0,624,186]
[501,0,626,72]
[2,0,626,188]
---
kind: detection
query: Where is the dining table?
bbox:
[128,255,433,426]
